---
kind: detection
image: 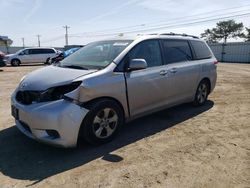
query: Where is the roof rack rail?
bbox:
[160,32,199,39]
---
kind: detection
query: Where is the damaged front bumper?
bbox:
[11,92,89,148]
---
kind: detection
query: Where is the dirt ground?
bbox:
[0,63,249,188]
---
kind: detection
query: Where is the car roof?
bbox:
[23,47,55,50]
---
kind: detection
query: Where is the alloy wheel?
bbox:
[92,108,118,139]
[197,83,208,104]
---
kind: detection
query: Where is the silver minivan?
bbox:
[11,34,217,147]
[5,47,60,66]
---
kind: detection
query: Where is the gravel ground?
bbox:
[0,63,249,188]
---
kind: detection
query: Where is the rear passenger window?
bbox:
[190,41,212,60]
[129,40,162,67]
[45,49,55,54]
[29,49,39,54]
[162,40,192,64]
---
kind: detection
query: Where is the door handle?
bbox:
[159,70,168,76]
[169,68,177,73]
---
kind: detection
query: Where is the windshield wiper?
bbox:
[62,65,88,70]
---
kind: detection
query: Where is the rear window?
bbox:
[44,49,55,54]
[162,40,192,64]
[190,41,212,60]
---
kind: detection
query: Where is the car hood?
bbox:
[19,65,97,91]
[5,54,15,57]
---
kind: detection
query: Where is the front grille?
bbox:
[19,121,32,133]
[16,91,40,105]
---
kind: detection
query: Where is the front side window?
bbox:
[60,40,132,70]
[162,40,192,64]
[18,49,29,55]
[128,40,162,67]
[23,49,30,55]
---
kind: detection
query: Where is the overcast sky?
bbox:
[1,0,250,47]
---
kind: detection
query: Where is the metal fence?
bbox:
[1,42,250,63]
[209,42,250,63]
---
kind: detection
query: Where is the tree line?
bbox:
[201,19,250,43]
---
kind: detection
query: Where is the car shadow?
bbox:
[0,101,214,185]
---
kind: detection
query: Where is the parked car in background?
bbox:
[0,50,6,67]
[11,33,217,147]
[49,47,80,64]
[5,47,60,66]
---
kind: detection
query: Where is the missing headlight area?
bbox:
[16,81,82,105]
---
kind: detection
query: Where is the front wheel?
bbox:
[11,59,20,66]
[79,99,124,145]
[193,80,209,106]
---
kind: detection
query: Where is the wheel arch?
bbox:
[11,58,21,64]
[199,77,211,94]
[77,96,125,146]
[83,96,126,119]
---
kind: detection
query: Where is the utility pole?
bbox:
[21,38,25,48]
[63,25,70,46]
[37,34,41,47]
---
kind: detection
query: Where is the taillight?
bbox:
[213,60,218,65]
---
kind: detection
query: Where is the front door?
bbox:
[18,49,32,63]
[125,40,170,117]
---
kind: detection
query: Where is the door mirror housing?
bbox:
[127,59,147,71]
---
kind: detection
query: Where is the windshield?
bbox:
[59,40,132,69]
[16,49,25,54]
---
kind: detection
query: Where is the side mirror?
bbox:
[127,59,147,71]
[19,52,25,55]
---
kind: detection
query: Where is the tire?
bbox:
[11,59,20,66]
[45,58,50,64]
[79,99,124,145]
[193,80,209,106]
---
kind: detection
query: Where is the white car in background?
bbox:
[5,48,60,66]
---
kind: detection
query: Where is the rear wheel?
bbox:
[11,59,20,66]
[79,99,124,145]
[45,58,50,64]
[193,80,209,106]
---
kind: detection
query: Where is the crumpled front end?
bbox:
[11,89,89,148]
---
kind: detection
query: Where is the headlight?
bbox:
[16,81,82,105]
[39,81,82,102]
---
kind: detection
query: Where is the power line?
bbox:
[70,12,250,38]
[32,4,250,45]
[69,4,250,37]
[63,25,70,46]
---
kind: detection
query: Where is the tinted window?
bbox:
[44,49,55,54]
[29,49,55,54]
[162,40,192,64]
[129,40,162,67]
[29,49,37,54]
[190,41,212,60]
